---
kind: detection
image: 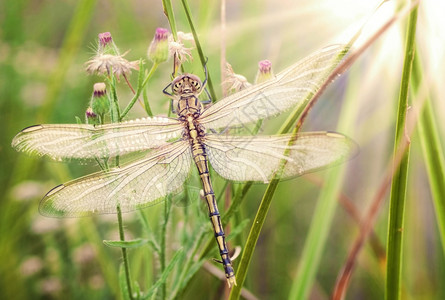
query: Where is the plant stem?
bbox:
[160,199,172,300]
[385,3,418,300]
[109,74,121,122]
[121,62,158,120]
[181,0,217,102]
[117,204,134,299]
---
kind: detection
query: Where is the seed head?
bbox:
[86,51,138,79]
[86,32,138,79]
[223,62,251,93]
[147,27,169,64]
[168,31,195,71]
[255,60,274,84]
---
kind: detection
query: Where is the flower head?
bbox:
[255,60,274,84]
[148,27,169,64]
[86,32,138,79]
[86,52,138,79]
[168,31,195,71]
[223,62,251,93]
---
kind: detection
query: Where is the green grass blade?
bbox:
[143,249,184,300]
[162,0,179,40]
[412,55,445,256]
[288,69,360,300]
[228,179,281,299]
[385,4,418,300]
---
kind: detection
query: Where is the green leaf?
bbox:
[103,238,149,248]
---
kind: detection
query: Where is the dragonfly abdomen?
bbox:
[191,138,237,287]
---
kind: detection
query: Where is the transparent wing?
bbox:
[205,132,357,183]
[40,141,192,217]
[12,116,183,161]
[199,45,348,129]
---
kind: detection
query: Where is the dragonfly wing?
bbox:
[40,141,192,217]
[199,45,348,130]
[12,117,183,161]
[204,132,357,183]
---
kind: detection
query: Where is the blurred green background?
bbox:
[1,0,444,299]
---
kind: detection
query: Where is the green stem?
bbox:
[160,199,172,300]
[385,3,418,300]
[143,86,153,117]
[162,0,178,40]
[117,204,134,300]
[121,62,158,120]
[108,74,121,122]
[181,0,217,102]
[228,179,280,299]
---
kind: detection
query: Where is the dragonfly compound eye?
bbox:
[173,80,184,93]
[187,74,202,92]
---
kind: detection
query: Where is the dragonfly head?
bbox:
[171,74,202,95]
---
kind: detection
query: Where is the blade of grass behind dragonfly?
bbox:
[181,0,217,102]
[288,67,359,300]
[412,53,445,257]
[142,249,184,300]
[162,0,179,41]
[386,5,417,300]
[291,4,420,299]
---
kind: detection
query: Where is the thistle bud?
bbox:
[148,28,169,64]
[90,83,109,117]
[98,32,119,55]
[99,32,112,47]
[85,107,99,125]
[254,60,274,84]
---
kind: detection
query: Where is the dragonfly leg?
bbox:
[200,88,212,105]
[162,82,173,97]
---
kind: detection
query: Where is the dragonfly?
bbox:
[12,44,356,287]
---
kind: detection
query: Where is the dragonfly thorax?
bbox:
[171,74,204,118]
[176,95,203,118]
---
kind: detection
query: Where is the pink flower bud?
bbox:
[148,28,170,64]
[255,60,274,84]
[98,32,112,47]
